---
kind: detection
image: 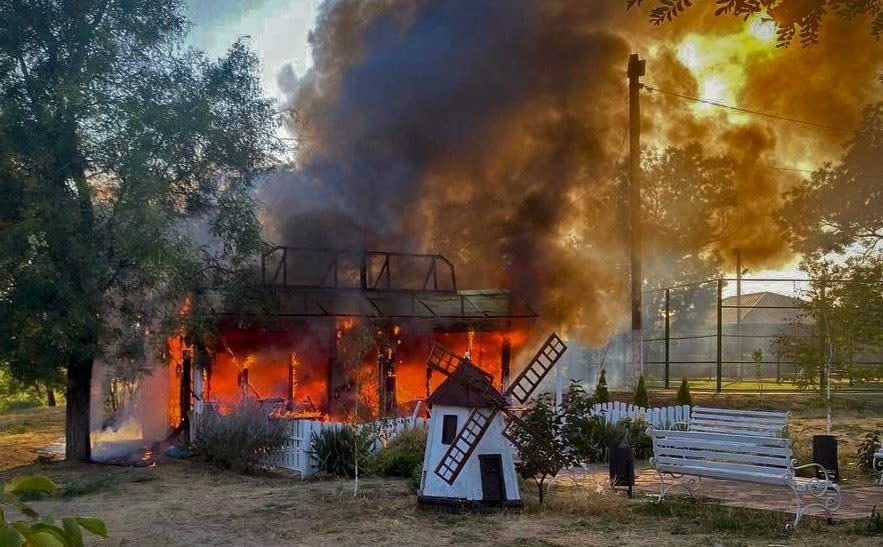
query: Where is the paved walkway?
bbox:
[555,464,883,521]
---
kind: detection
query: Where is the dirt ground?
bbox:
[0,406,65,469]
[1,398,881,546]
[1,459,879,547]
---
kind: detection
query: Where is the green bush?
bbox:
[1,475,109,546]
[633,374,649,408]
[191,405,288,474]
[857,431,881,473]
[561,381,604,463]
[309,424,377,478]
[370,426,426,478]
[675,377,693,406]
[623,416,653,459]
[594,370,610,403]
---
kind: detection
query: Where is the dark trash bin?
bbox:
[609,442,635,497]
[812,434,839,482]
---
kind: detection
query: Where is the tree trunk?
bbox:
[47,387,56,407]
[65,355,93,462]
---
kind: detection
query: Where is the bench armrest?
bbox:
[793,461,831,482]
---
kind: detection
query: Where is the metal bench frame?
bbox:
[650,429,841,530]
[874,444,883,485]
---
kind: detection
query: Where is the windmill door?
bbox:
[478,455,505,502]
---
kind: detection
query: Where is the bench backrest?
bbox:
[651,429,795,486]
[689,406,789,437]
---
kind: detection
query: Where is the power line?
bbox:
[643,84,861,135]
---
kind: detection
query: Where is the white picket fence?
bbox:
[591,402,691,430]
[262,417,427,477]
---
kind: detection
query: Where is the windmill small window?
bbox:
[441,415,457,444]
[417,333,569,510]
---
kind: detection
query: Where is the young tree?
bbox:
[633,374,650,408]
[0,1,280,461]
[594,369,610,403]
[675,377,693,406]
[511,394,572,504]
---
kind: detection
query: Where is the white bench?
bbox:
[650,429,840,529]
[686,406,789,437]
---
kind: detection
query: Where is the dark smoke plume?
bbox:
[260,0,882,343]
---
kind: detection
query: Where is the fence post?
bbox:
[664,288,671,389]
[716,278,723,393]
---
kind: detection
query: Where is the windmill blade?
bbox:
[501,408,570,473]
[505,333,567,405]
[434,407,498,485]
[426,343,494,381]
[425,343,462,377]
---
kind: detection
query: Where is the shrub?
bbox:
[192,405,288,474]
[370,426,427,478]
[594,370,610,403]
[623,416,653,459]
[857,431,881,472]
[512,394,574,503]
[675,377,693,406]
[1,475,108,545]
[561,381,604,463]
[633,374,649,408]
[310,423,377,478]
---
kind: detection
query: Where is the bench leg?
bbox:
[786,482,841,531]
[655,471,699,502]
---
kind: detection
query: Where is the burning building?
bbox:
[167,247,538,427]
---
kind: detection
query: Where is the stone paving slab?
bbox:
[555,465,883,521]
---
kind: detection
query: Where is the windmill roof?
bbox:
[428,360,505,408]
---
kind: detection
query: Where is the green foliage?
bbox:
[623,417,653,459]
[863,506,882,535]
[594,370,610,403]
[511,394,573,503]
[633,375,649,408]
[783,104,883,254]
[561,381,604,463]
[775,253,883,391]
[856,431,882,473]
[1,475,108,546]
[0,1,281,460]
[627,0,883,47]
[675,377,693,406]
[191,405,288,474]
[309,424,377,478]
[0,370,43,414]
[369,427,426,478]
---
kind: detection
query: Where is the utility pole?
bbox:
[628,53,645,385]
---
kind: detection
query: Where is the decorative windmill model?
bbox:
[417,333,568,509]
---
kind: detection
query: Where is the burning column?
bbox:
[287,352,298,412]
[378,325,400,416]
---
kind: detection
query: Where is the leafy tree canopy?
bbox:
[627,0,883,47]
[0,0,281,460]
[781,103,883,256]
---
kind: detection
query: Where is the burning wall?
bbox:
[170,318,530,421]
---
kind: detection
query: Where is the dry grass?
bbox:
[0,459,877,546]
[1,397,881,545]
[0,406,65,470]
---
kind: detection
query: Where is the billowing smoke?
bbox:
[259,0,882,344]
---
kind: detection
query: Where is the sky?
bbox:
[186,0,316,101]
